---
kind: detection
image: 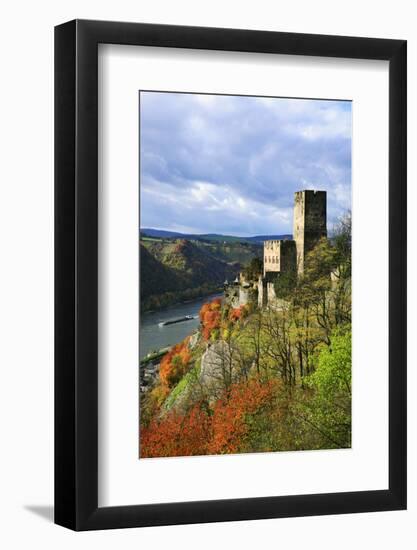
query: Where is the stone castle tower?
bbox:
[293,190,327,275]
[258,189,327,308]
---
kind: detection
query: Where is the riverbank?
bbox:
[140,347,171,367]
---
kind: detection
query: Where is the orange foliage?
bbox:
[199,298,222,340]
[159,338,192,387]
[208,379,277,454]
[140,404,211,458]
[211,297,222,309]
[228,305,247,322]
[199,303,209,322]
[140,379,279,458]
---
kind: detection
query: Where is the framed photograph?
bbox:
[55,20,406,530]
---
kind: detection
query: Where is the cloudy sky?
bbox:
[140,91,351,236]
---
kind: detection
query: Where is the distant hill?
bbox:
[141,228,292,244]
[141,228,186,239]
[141,239,254,312]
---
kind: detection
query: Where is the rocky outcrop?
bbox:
[200,342,250,400]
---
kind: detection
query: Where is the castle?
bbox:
[258,190,327,307]
[225,190,327,309]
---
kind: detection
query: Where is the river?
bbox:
[139,293,222,360]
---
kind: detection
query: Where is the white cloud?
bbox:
[140,92,351,235]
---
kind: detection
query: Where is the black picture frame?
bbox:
[55,19,407,531]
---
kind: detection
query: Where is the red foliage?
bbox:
[159,338,191,387]
[140,404,211,458]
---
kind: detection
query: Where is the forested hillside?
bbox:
[140,238,260,311]
[140,216,352,457]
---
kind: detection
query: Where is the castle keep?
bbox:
[293,190,327,275]
[258,190,327,308]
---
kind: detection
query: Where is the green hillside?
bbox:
[140,238,259,312]
[192,239,261,264]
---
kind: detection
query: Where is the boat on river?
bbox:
[158,315,195,327]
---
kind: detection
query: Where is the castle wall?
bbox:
[267,281,277,304]
[258,276,267,308]
[263,239,296,276]
[263,240,280,276]
[225,282,257,309]
[258,272,281,308]
[238,287,250,306]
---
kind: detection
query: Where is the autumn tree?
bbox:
[200,298,222,340]
[208,379,278,455]
[159,339,192,387]
[140,403,211,458]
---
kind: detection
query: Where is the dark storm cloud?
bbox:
[140,92,351,236]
